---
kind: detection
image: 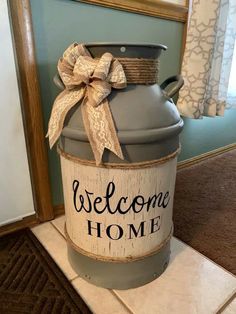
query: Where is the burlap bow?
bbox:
[46,43,127,165]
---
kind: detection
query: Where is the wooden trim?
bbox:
[180,9,188,61]
[75,0,188,22]
[180,21,187,62]
[8,0,54,222]
[180,0,189,63]
[0,215,39,237]
[178,143,236,170]
[54,204,66,217]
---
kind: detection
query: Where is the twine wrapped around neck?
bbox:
[117,58,159,84]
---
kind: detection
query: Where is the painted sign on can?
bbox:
[60,154,177,261]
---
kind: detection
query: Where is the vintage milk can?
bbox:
[47,42,184,289]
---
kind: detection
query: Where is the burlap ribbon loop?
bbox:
[46,43,127,165]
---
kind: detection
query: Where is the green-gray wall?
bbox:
[31,0,236,205]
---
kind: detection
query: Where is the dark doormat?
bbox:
[173,149,236,275]
[0,229,92,314]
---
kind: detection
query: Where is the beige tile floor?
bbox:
[32,215,236,314]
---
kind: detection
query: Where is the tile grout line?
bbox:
[111,290,136,314]
[50,220,135,312]
[174,236,236,279]
[69,274,80,282]
[50,221,66,240]
[49,221,80,282]
[215,292,236,313]
[175,238,236,312]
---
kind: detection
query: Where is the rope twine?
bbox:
[58,145,180,169]
[117,58,159,84]
[65,223,173,263]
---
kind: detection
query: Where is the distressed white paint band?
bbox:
[60,152,177,259]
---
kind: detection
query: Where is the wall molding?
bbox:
[54,142,236,216]
[177,142,236,169]
[75,0,189,22]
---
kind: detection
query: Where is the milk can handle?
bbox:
[160,75,184,99]
[54,73,185,97]
[54,74,65,90]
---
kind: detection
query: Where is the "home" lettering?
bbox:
[87,216,161,240]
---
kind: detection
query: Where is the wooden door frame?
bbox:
[0,0,54,236]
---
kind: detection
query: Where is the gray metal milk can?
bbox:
[52,43,184,290]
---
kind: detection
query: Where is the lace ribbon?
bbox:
[46,43,127,165]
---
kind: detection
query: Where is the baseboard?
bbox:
[54,204,65,217]
[177,142,236,170]
[53,142,236,215]
[0,214,39,237]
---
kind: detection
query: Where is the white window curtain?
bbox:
[177,0,236,118]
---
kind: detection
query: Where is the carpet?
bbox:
[0,229,91,314]
[173,149,236,275]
